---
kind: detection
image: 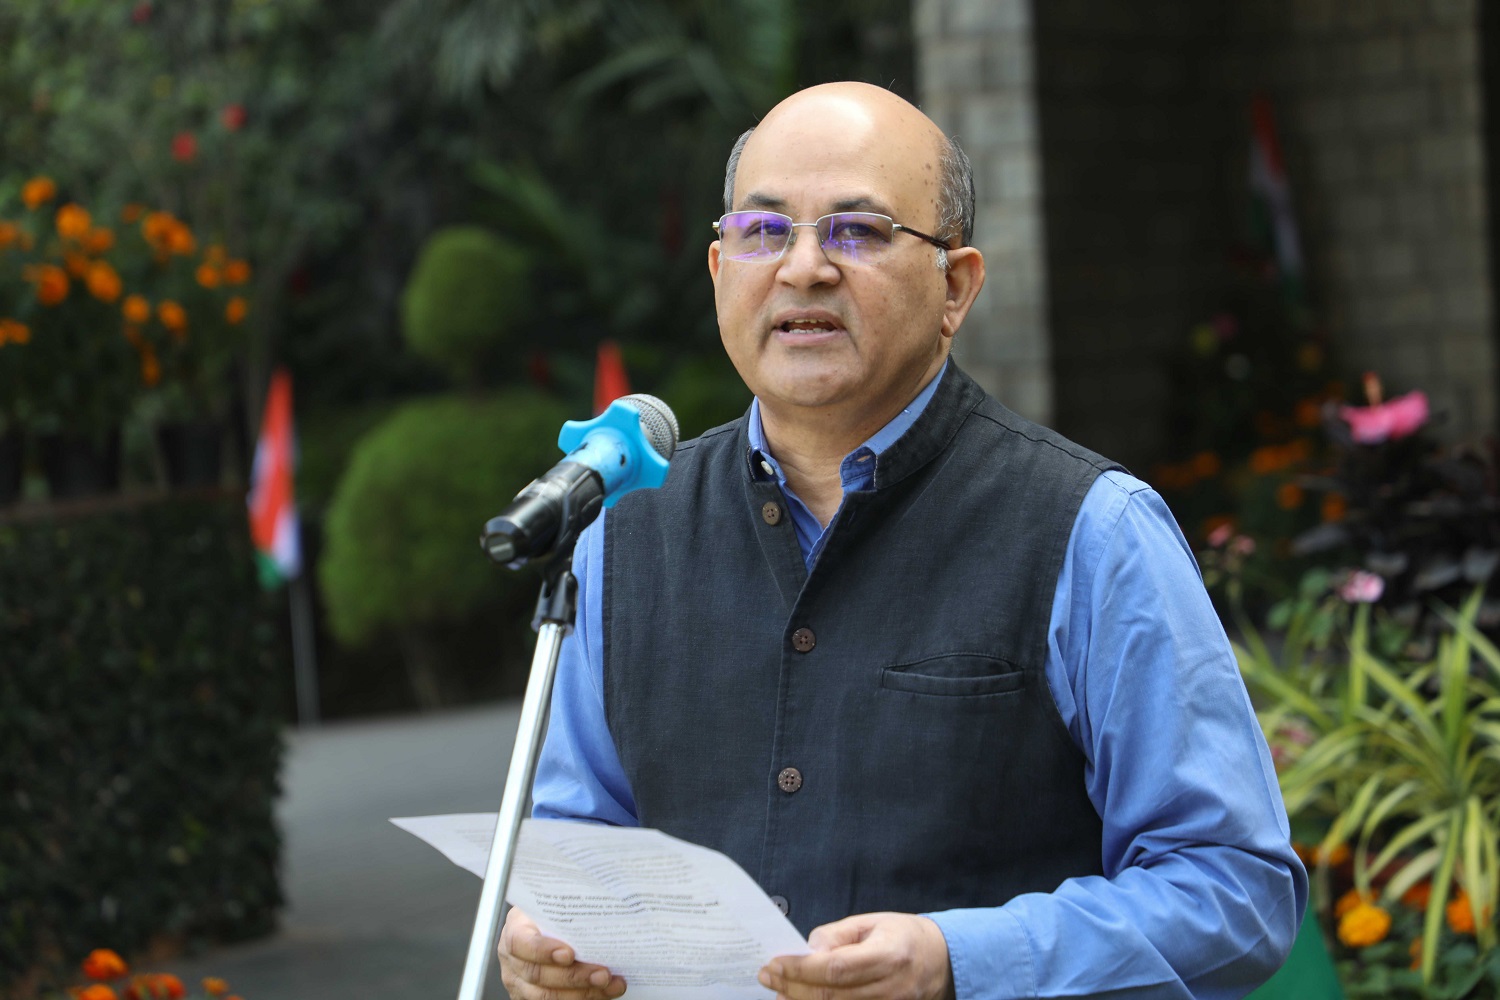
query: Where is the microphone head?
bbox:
[618,393,679,460]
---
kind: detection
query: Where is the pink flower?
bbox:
[1207,522,1234,548]
[1230,535,1256,557]
[1338,570,1384,604]
[1339,390,1429,444]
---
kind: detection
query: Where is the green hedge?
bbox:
[0,496,284,995]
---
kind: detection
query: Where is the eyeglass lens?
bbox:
[718,212,896,264]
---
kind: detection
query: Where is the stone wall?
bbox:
[914,0,1497,468]
[1220,0,1496,442]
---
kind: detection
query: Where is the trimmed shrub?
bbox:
[0,497,284,996]
[401,226,531,384]
[317,390,570,702]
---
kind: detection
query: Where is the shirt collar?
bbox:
[747,359,950,489]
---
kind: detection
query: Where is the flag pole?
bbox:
[288,542,320,727]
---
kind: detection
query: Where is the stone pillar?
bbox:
[914,0,1053,425]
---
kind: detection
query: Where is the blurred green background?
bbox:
[0,0,914,718]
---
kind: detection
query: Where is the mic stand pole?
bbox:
[457,550,578,1000]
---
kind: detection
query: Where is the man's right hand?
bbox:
[497,906,627,1000]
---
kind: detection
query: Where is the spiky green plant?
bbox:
[1238,589,1500,984]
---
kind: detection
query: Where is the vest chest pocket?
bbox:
[879,653,1027,696]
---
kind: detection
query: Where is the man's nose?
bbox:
[776,224,840,284]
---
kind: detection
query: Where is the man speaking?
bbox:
[498,82,1307,1000]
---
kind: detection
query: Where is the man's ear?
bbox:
[940,246,985,340]
[708,240,722,281]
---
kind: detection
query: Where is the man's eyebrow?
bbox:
[740,192,788,210]
[830,196,890,214]
[736,192,894,216]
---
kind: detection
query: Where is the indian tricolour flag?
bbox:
[248,368,301,589]
[1248,93,1305,306]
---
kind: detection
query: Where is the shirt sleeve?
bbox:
[928,471,1308,1000]
[530,511,640,827]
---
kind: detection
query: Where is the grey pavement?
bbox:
[168,701,523,1000]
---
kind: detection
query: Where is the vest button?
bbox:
[790,627,816,652]
[761,501,783,525]
[770,895,789,915]
[777,767,803,793]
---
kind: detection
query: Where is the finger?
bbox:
[763,939,893,993]
[499,967,626,1000]
[502,913,577,966]
[808,914,878,952]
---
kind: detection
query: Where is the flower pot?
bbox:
[0,431,22,506]
[38,430,122,500]
[156,420,223,489]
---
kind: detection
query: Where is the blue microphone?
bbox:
[482,394,679,567]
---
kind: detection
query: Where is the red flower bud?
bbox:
[221,104,246,132]
[171,132,197,163]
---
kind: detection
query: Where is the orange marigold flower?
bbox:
[1191,451,1221,478]
[1276,482,1305,510]
[86,227,116,254]
[1337,902,1392,948]
[0,220,19,247]
[1445,890,1490,935]
[201,977,230,996]
[157,299,187,333]
[123,325,144,348]
[167,223,196,257]
[204,244,228,265]
[79,984,118,1000]
[1321,492,1347,524]
[29,263,70,305]
[87,261,123,303]
[141,211,177,248]
[21,175,57,209]
[1409,936,1422,970]
[153,973,186,999]
[195,263,221,288]
[1294,398,1322,429]
[55,202,93,241]
[1309,842,1350,868]
[120,203,146,224]
[225,296,248,325]
[1249,446,1285,475]
[82,948,128,980]
[222,259,251,284]
[1401,881,1432,911]
[1335,888,1375,918]
[123,294,152,325]
[65,251,93,278]
[0,319,31,345]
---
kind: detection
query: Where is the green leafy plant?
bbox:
[317,391,569,707]
[1237,589,1500,992]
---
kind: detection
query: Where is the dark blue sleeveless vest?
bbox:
[603,364,1121,935]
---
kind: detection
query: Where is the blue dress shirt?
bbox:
[532,364,1307,999]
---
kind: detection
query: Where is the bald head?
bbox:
[722,83,975,248]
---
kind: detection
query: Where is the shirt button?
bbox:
[770,895,790,915]
[777,767,803,793]
[762,501,783,525]
[791,627,816,653]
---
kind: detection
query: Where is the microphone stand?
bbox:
[456,548,578,1000]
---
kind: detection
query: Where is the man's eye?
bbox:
[829,221,879,241]
[754,219,790,238]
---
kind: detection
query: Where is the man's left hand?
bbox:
[758,912,955,1000]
